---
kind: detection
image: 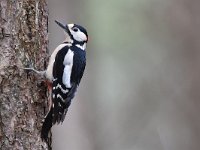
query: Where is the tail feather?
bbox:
[52,100,69,124]
[41,83,78,141]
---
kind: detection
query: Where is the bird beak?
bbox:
[55,20,68,31]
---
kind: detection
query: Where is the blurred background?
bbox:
[48,0,200,150]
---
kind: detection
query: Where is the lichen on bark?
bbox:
[0,0,49,149]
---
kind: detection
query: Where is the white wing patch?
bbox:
[57,94,65,102]
[56,83,69,94]
[46,43,71,81]
[62,49,74,88]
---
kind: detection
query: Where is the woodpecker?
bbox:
[25,20,88,142]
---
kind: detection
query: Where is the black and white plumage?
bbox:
[40,20,88,141]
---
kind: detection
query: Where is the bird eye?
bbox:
[72,27,79,32]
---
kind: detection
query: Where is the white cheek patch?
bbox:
[73,31,87,42]
[68,24,87,42]
[69,29,87,42]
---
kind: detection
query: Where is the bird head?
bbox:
[55,20,88,46]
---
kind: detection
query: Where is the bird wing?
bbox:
[51,46,76,124]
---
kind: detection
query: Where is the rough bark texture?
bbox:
[0,0,49,149]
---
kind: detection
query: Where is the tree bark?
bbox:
[0,0,49,149]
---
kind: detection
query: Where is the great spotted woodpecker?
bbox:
[25,20,88,141]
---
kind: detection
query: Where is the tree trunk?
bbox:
[0,0,50,149]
